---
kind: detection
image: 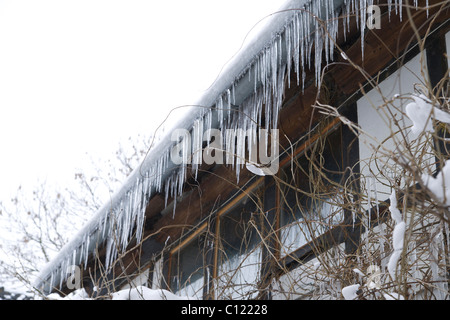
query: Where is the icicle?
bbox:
[408,240,418,293]
[353,0,360,30]
[62,258,69,289]
[328,1,338,62]
[286,24,292,89]
[217,95,224,132]
[58,262,64,290]
[342,2,347,39]
[164,176,171,208]
[301,11,307,91]
[225,126,236,168]
[105,206,120,271]
[192,118,203,180]
[359,0,366,60]
[225,89,232,128]
[133,178,144,245]
[272,65,285,131]
[324,0,330,65]
[352,207,356,229]
[105,237,113,270]
[84,234,90,268]
[49,271,54,292]
[204,109,212,149]
[254,57,259,94]
[159,156,164,191]
[306,9,313,70]
[430,228,444,300]
[314,27,323,88]
[260,49,266,94]
[231,83,236,105]
[172,194,177,219]
[236,117,246,175]
[256,87,263,128]
[388,0,392,19]
[293,12,300,87]
[121,196,132,252]
[101,215,108,238]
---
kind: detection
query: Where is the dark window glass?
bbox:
[217,198,261,299]
[170,234,206,298]
[279,128,344,256]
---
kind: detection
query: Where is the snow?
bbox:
[383,292,405,300]
[421,160,450,205]
[45,286,194,300]
[392,221,406,252]
[111,286,193,300]
[46,288,90,300]
[352,268,364,277]
[405,94,450,139]
[387,190,405,280]
[342,284,360,300]
[388,189,403,224]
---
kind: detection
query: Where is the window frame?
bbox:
[213,185,264,300]
[166,178,265,300]
[167,222,209,299]
[275,120,352,266]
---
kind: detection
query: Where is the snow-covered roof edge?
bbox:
[35,0,418,294]
[34,0,313,293]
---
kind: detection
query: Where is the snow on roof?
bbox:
[34,0,417,294]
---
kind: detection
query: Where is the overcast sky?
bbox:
[0,0,286,199]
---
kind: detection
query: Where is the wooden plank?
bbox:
[169,222,207,254]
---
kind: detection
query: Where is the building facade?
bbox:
[35,0,450,300]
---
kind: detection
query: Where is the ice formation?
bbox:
[342,284,360,300]
[34,0,421,294]
[422,159,450,205]
[387,190,406,280]
[405,94,450,138]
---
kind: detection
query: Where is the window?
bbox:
[215,197,262,299]
[279,127,344,257]
[167,182,264,300]
[120,269,150,291]
[169,232,208,299]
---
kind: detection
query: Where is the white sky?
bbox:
[0,0,286,199]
